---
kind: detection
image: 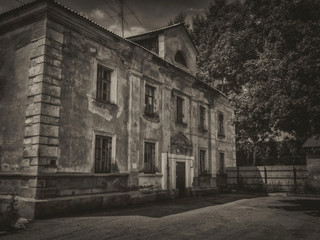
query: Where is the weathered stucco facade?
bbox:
[0,0,235,218]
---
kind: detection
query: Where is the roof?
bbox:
[126,22,199,54]
[126,22,184,39]
[0,0,224,98]
[303,135,320,148]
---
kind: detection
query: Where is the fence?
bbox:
[226,166,308,192]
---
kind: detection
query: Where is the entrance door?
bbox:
[176,162,186,197]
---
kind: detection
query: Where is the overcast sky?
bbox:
[0,0,213,37]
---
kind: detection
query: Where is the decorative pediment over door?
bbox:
[171,132,193,155]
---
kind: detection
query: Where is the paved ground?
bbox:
[2,193,320,240]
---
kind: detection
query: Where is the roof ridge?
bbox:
[126,22,184,39]
[0,0,224,97]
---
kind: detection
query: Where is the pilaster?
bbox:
[22,19,64,198]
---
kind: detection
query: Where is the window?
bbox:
[177,96,184,123]
[218,113,224,136]
[175,51,187,67]
[144,142,156,173]
[95,135,112,173]
[145,84,155,115]
[135,37,159,54]
[199,106,206,130]
[199,149,206,174]
[219,152,225,174]
[96,65,111,102]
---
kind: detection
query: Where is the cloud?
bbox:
[89,9,105,20]
[126,26,147,37]
[107,24,147,37]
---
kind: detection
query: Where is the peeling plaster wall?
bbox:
[164,26,197,76]
[52,19,130,173]
[0,20,45,172]
[0,3,235,187]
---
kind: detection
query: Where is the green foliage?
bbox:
[191,0,320,164]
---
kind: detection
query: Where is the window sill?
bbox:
[139,173,163,177]
[143,112,160,122]
[175,121,188,128]
[93,99,118,111]
[199,172,211,177]
[218,133,226,138]
[198,127,208,133]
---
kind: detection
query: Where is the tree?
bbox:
[168,11,190,30]
[191,0,320,165]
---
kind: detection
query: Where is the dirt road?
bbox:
[3,194,320,240]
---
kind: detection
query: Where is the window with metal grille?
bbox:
[219,152,225,173]
[96,65,111,102]
[145,84,155,115]
[199,149,206,174]
[144,142,155,173]
[135,37,159,54]
[218,113,224,135]
[177,96,184,123]
[95,135,112,173]
[199,106,206,130]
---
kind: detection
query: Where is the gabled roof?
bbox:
[126,22,198,54]
[0,0,225,98]
[127,22,184,39]
[303,135,320,148]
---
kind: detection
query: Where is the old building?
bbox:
[0,0,235,218]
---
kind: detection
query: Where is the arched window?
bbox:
[175,50,187,67]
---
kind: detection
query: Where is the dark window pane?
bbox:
[144,142,156,173]
[200,106,205,129]
[219,153,225,173]
[177,97,183,123]
[200,150,206,173]
[97,65,111,102]
[95,135,112,173]
[145,85,155,115]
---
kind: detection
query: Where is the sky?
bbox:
[0,0,213,37]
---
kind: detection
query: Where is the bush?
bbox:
[0,194,19,231]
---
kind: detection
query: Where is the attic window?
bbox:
[175,50,187,67]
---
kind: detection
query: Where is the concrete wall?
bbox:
[0,19,45,172]
[227,166,308,192]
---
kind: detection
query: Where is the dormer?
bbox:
[127,23,198,76]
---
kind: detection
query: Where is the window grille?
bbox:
[95,135,112,173]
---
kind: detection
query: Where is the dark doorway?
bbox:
[176,162,186,197]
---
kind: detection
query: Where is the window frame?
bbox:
[145,84,156,116]
[199,105,206,130]
[96,64,112,103]
[219,152,225,174]
[94,135,112,173]
[199,149,206,174]
[218,112,225,137]
[144,141,157,174]
[176,96,184,124]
